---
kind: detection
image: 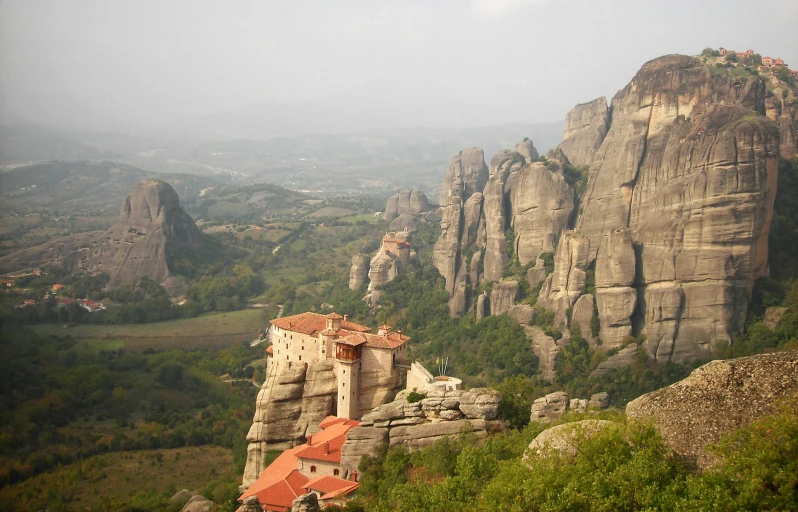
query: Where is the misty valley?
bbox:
[1,5,798,511]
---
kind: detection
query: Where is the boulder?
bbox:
[530,391,569,423]
[523,420,613,461]
[569,398,588,413]
[626,350,798,468]
[291,493,320,512]
[180,495,214,512]
[588,392,610,409]
[458,388,501,420]
[170,490,194,504]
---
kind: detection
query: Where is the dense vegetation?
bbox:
[332,401,798,511]
[0,325,261,510]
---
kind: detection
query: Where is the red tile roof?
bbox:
[318,416,347,429]
[295,419,359,463]
[271,312,370,336]
[302,475,359,499]
[266,345,274,354]
[338,331,409,350]
[239,448,309,511]
[240,417,360,508]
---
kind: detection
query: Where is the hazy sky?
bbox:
[1,0,797,136]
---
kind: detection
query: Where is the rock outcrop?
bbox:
[489,280,519,316]
[0,180,202,295]
[364,231,413,305]
[538,230,591,327]
[340,388,502,472]
[383,189,431,222]
[291,493,320,512]
[180,495,214,512]
[433,139,576,318]
[348,253,370,290]
[243,356,405,488]
[626,350,798,468]
[523,420,613,461]
[558,97,610,167]
[594,228,636,348]
[764,307,791,331]
[530,391,611,423]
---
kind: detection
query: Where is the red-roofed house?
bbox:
[268,311,409,419]
[51,284,65,292]
[240,416,360,510]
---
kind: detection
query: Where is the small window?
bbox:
[310,466,317,473]
[302,346,304,350]
[342,382,345,387]
[333,469,340,476]
[343,369,346,374]
[299,355,302,361]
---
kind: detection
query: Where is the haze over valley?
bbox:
[1,1,798,511]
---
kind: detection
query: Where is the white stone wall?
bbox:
[337,360,361,419]
[270,327,321,375]
[297,458,344,478]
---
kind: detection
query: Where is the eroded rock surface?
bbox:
[0,180,202,295]
[340,389,502,472]
[383,189,431,221]
[626,351,798,468]
[558,97,610,167]
[524,420,613,461]
[348,253,370,290]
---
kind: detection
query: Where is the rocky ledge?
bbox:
[340,388,502,472]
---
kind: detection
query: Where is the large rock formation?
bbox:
[340,388,502,472]
[0,179,202,295]
[626,350,798,468]
[558,97,610,167]
[539,55,779,362]
[383,189,431,221]
[348,253,370,290]
[242,356,405,488]
[364,231,413,305]
[433,140,574,318]
[431,54,780,366]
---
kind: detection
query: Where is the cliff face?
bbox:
[432,142,573,317]
[0,179,202,295]
[432,54,781,364]
[558,97,610,167]
[242,360,404,488]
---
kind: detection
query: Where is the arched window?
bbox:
[333,469,340,476]
[310,466,317,473]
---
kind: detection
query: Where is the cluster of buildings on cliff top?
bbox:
[717,48,798,79]
[241,311,463,510]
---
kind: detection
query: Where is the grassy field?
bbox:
[0,446,236,511]
[30,309,267,351]
[308,206,356,218]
